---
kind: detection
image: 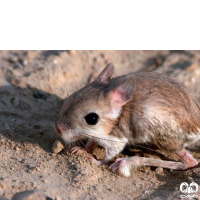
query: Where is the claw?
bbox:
[71,146,88,154]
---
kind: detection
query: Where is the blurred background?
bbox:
[1,50,200,99]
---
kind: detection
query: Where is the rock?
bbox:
[74,164,81,171]
[155,167,163,174]
[51,140,64,154]
[11,190,53,200]
[92,185,98,191]
[80,169,88,177]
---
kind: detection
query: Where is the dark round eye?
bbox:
[85,113,99,125]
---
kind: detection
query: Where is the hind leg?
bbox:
[110,149,198,177]
[177,149,198,170]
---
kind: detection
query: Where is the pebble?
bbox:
[145,190,151,195]
[51,140,64,154]
[80,169,87,177]
[41,179,48,183]
[155,167,163,174]
[74,164,80,171]
[23,60,28,66]
[92,186,98,191]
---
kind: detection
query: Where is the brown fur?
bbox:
[109,72,200,152]
[57,65,200,156]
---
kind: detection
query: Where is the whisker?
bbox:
[78,139,88,149]
[79,132,124,143]
[78,132,159,153]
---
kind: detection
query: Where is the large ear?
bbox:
[93,63,114,84]
[109,79,134,109]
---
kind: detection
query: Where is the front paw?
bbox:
[110,158,132,177]
[71,146,89,154]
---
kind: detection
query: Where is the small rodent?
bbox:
[55,63,200,177]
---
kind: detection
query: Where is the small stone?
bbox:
[31,182,36,188]
[23,60,28,66]
[51,140,64,154]
[24,72,31,77]
[80,169,87,177]
[145,190,151,195]
[92,186,98,191]
[73,178,80,183]
[155,167,163,174]
[41,179,48,183]
[74,165,80,171]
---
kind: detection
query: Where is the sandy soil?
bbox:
[1,50,200,200]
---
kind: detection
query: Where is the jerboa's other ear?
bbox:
[109,79,135,109]
[93,63,114,84]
